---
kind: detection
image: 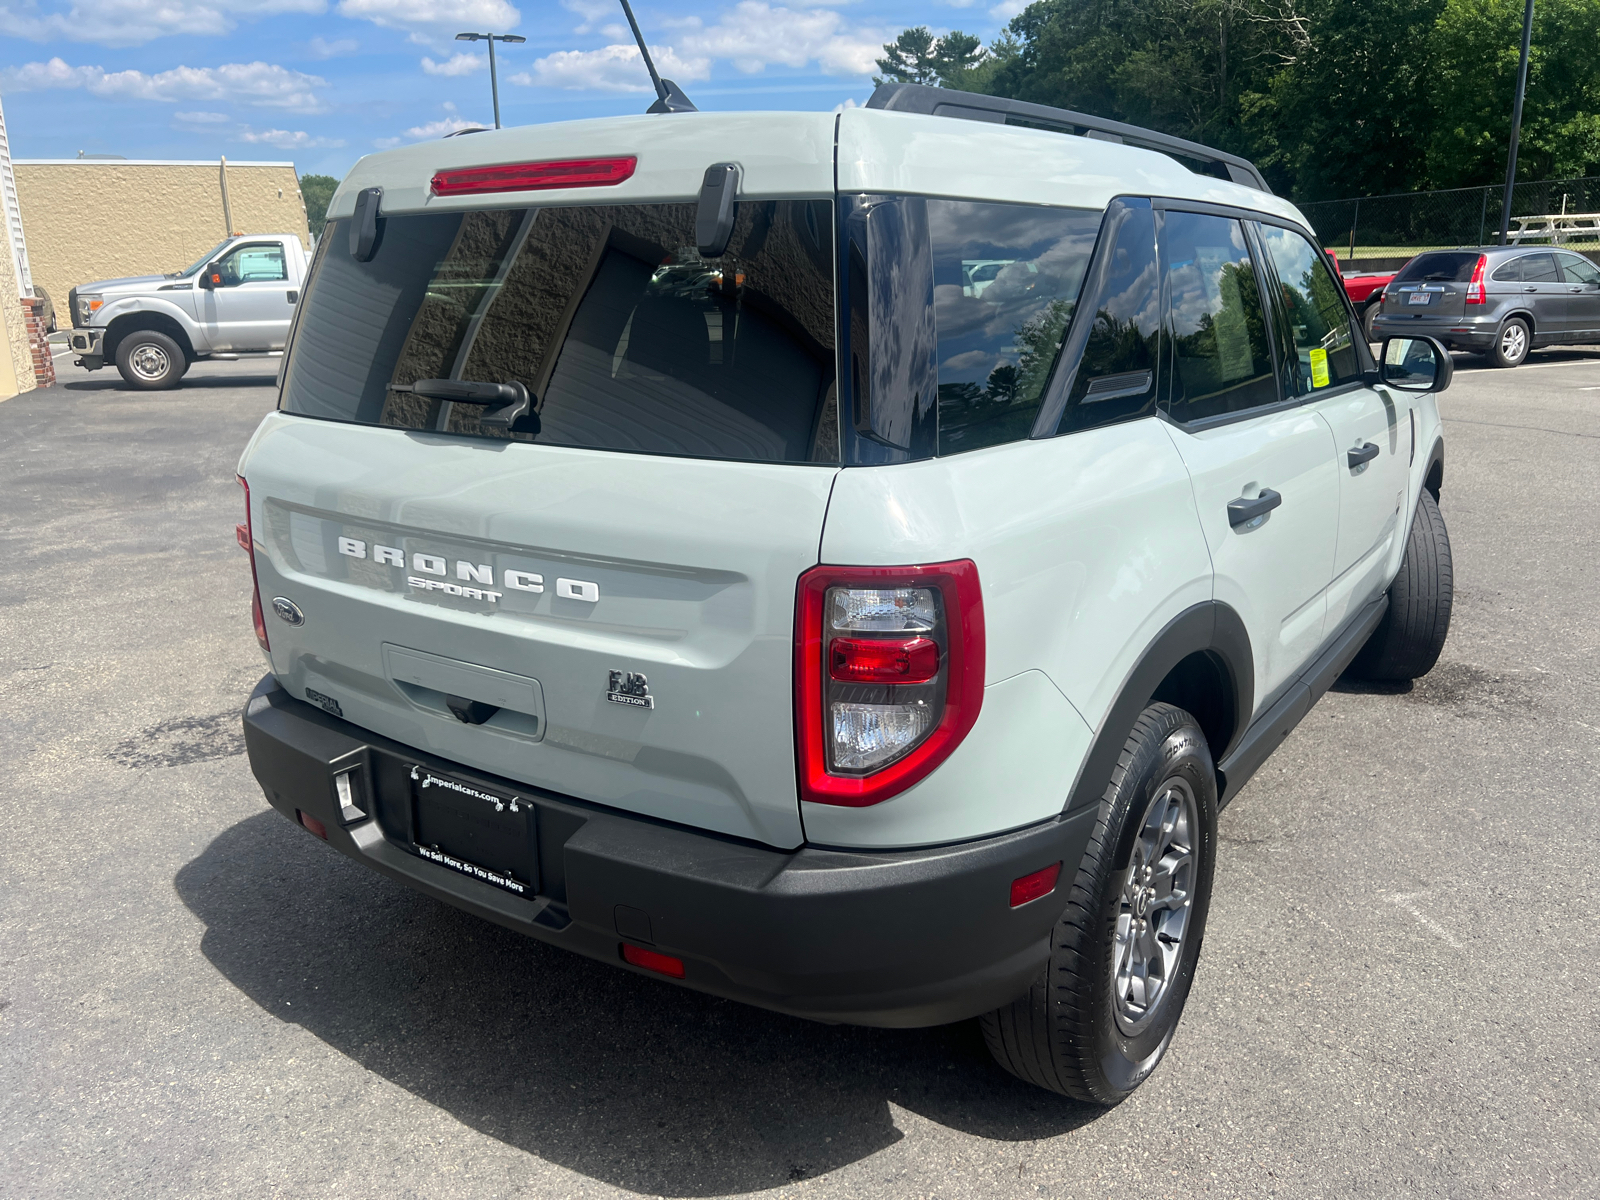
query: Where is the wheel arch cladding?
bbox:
[1423,437,1444,499]
[106,312,195,361]
[1065,601,1253,817]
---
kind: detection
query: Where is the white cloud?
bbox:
[373,136,403,148]
[307,36,359,57]
[0,57,329,111]
[675,2,885,76]
[0,0,325,47]
[335,0,519,43]
[988,0,1025,17]
[421,52,485,76]
[239,127,347,148]
[401,101,487,139]
[512,43,710,93]
[175,110,229,122]
[560,0,611,33]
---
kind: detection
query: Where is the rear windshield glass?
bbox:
[281,201,838,464]
[1393,252,1480,283]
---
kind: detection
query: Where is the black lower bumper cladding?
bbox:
[241,675,1096,1028]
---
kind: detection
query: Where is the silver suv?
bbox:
[1372,244,1600,367]
[238,83,1456,1104]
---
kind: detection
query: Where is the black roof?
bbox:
[866,83,1271,194]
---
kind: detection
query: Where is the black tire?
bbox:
[982,703,1218,1106]
[1349,489,1453,681]
[1489,316,1530,368]
[1361,300,1381,343]
[115,330,184,390]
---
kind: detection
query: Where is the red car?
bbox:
[1327,250,1394,341]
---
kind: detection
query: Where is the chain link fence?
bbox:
[1298,176,1600,264]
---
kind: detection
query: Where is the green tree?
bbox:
[299,174,340,238]
[1425,0,1600,186]
[875,27,989,88]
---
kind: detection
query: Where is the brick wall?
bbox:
[21,295,53,388]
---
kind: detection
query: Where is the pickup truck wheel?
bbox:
[1490,317,1530,368]
[1349,489,1453,681]
[981,703,1217,1106]
[115,331,184,390]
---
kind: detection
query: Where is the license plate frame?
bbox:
[1406,292,1433,306]
[407,764,538,898]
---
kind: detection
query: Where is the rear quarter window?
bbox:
[281,201,838,464]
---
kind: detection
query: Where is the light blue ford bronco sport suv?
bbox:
[238,83,1454,1104]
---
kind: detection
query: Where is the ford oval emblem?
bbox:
[271,596,305,626]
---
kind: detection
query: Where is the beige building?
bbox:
[13,158,312,322]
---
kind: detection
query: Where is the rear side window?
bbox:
[1394,252,1480,283]
[282,201,838,464]
[1162,212,1277,423]
[929,202,1101,454]
[1255,224,1361,395]
[1511,253,1559,283]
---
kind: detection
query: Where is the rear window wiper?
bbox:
[388,379,536,432]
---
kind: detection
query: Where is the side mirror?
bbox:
[199,265,221,290]
[1378,335,1453,394]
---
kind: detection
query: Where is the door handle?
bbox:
[287,289,299,304]
[1571,286,1585,294]
[1347,442,1380,468]
[1228,488,1282,528]
[1523,286,1538,292]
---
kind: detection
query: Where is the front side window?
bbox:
[1561,254,1600,284]
[281,201,838,464]
[929,201,1100,454]
[1255,224,1360,396]
[220,243,287,284]
[1163,211,1277,423]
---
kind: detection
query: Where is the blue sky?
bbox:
[0,0,1022,178]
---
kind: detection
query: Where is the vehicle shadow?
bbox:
[60,374,280,392]
[174,811,1098,1194]
[1446,346,1600,372]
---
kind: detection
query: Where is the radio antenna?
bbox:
[617,0,697,113]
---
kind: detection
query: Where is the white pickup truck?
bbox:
[64,233,309,389]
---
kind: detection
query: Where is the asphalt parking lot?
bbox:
[3,348,1597,1199]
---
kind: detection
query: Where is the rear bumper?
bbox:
[242,674,1095,1027]
[1370,313,1495,350]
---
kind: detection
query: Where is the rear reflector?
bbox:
[621,944,685,978]
[297,810,328,840]
[431,157,637,197]
[829,635,939,684]
[1010,862,1062,908]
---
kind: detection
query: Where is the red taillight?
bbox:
[431,157,637,197]
[297,810,328,840]
[621,944,685,979]
[795,560,985,808]
[829,636,939,684]
[238,476,269,653]
[1466,254,1487,305]
[1010,862,1062,908]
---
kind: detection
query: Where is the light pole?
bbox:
[456,31,526,129]
[1496,0,1535,245]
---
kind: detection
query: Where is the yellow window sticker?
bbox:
[1309,347,1330,388]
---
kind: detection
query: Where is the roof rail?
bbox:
[866,82,1272,195]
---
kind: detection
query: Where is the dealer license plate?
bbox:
[408,764,538,897]
[1407,292,1433,306]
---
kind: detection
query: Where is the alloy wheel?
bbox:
[1111,777,1198,1036]
[1501,323,1527,363]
